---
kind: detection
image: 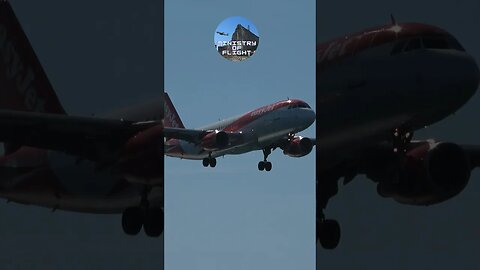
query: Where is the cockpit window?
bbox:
[288,103,311,109]
[392,35,466,55]
[423,37,449,49]
[447,36,465,51]
[404,38,422,52]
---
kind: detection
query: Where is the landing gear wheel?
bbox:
[122,207,143,235]
[210,158,217,168]
[143,208,164,237]
[203,153,217,168]
[318,219,341,249]
[202,158,209,167]
[258,148,272,171]
[258,161,265,171]
[265,161,272,171]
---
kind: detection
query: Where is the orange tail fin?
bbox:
[0,1,66,114]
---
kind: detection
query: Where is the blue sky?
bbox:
[165,1,315,269]
[214,16,259,45]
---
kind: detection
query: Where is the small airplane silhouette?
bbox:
[216,31,229,36]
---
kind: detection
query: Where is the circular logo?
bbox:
[214,16,259,62]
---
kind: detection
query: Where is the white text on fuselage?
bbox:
[250,104,276,117]
[318,35,362,63]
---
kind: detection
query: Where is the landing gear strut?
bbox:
[121,187,163,237]
[392,127,413,153]
[317,173,341,249]
[202,152,217,168]
[258,148,272,171]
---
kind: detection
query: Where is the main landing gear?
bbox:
[258,148,272,171]
[202,152,217,168]
[121,188,163,237]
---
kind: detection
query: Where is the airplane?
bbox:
[163,93,316,171]
[315,20,480,249]
[216,31,229,36]
[0,1,164,237]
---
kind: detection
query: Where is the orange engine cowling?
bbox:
[282,136,314,157]
[376,142,471,205]
[200,130,229,151]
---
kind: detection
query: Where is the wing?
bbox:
[164,127,245,150]
[164,127,205,143]
[0,110,161,160]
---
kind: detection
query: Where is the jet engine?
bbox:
[200,130,229,151]
[282,136,314,157]
[375,141,471,205]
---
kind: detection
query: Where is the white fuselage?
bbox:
[316,26,479,170]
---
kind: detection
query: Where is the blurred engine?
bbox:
[375,141,471,205]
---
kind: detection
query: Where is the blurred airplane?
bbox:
[0,1,164,237]
[216,31,229,36]
[316,21,480,249]
[164,93,315,171]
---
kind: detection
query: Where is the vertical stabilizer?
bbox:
[163,92,185,129]
[0,1,66,114]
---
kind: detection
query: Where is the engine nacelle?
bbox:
[200,130,229,151]
[376,141,471,205]
[282,136,314,157]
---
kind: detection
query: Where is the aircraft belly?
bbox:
[47,151,118,196]
[0,186,162,213]
[0,163,162,213]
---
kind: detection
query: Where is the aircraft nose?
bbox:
[306,108,316,125]
[461,54,479,98]
[473,58,480,94]
[439,52,480,108]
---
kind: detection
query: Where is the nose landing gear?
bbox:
[317,173,341,249]
[317,215,341,250]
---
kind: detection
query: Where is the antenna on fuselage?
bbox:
[390,14,397,25]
